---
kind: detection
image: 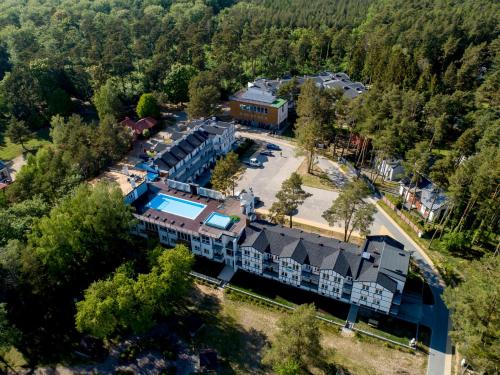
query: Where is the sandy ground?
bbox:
[195,284,427,375]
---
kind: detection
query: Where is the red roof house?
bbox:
[120,117,158,138]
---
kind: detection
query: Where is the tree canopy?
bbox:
[269,172,311,227]
[322,180,376,241]
[444,255,499,374]
[76,244,194,339]
[210,151,242,196]
[263,304,324,372]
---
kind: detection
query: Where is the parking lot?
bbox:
[235,131,395,238]
[236,138,345,229]
[236,138,304,208]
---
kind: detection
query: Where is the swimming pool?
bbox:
[205,212,232,230]
[146,194,206,220]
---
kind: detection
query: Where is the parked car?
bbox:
[259,150,273,156]
[244,158,262,167]
[266,143,281,151]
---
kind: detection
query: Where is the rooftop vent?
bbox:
[319,243,324,247]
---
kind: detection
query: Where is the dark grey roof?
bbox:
[169,145,187,160]
[159,152,180,169]
[178,139,195,154]
[203,125,226,136]
[242,223,409,290]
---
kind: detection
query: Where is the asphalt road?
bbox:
[236,127,451,375]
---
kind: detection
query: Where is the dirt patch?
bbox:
[193,283,427,375]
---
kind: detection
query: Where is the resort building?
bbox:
[229,72,366,128]
[125,179,410,316]
[151,118,235,183]
[229,83,288,130]
[239,223,408,315]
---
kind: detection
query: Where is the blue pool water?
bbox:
[146,194,206,220]
[205,212,232,230]
[135,162,157,173]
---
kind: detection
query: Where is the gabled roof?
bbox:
[136,117,157,129]
[169,145,187,160]
[178,139,195,154]
[160,152,180,168]
[242,223,409,291]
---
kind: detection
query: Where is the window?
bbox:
[244,250,250,255]
[254,253,259,259]
[203,249,210,255]
[178,232,189,241]
[360,296,367,302]
[375,289,383,295]
[362,285,369,291]
[373,299,380,305]
[168,228,176,234]
[324,274,329,280]
[201,235,210,244]
[192,236,200,242]
[194,246,200,252]
[292,275,297,280]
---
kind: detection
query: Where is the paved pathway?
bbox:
[236,127,452,375]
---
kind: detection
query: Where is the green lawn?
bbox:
[0,128,51,161]
[297,159,337,191]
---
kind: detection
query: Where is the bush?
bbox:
[137,93,160,118]
[439,232,471,254]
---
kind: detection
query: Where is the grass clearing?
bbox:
[297,158,336,191]
[192,283,427,375]
[0,128,51,161]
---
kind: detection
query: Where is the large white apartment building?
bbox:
[126,180,410,316]
[153,118,235,183]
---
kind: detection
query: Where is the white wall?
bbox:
[351,281,393,314]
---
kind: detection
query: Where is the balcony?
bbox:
[213,252,224,261]
[300,279,319,291]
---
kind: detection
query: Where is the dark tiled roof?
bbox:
[242,223,409,291]
[160,152,180,168]
[169,145,187,160]
[178,139,195,154]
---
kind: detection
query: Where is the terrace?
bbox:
[132,182,246,238]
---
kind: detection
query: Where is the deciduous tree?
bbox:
[76,245,194,339]
[186,71,220,119]
[163,63,198,103]
[136,93,160,119]
[92,78,124,120]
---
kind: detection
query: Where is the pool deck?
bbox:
[132,181,246,238]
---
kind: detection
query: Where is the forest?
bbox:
[0,0,498,372]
